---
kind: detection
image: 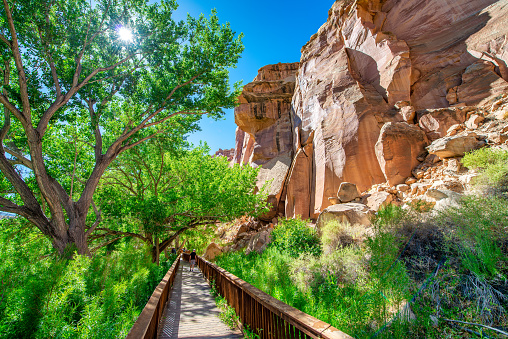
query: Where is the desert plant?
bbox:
[270,218,321,257]
[462,148,508,194]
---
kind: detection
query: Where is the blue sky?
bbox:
[172,0,334,152]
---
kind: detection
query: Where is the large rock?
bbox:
[337,182,361,203]
[203,243,222,261]
[427,135,479,158]
[234,63,299,167]
[375,122,428,186]
[366,192,394,212]
[245,229,272,255]
[418,107,468,140]
[316,203,373,230]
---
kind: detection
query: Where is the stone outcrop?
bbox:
[203,243,222,261]
[316,203,373,230]
[337,182,361,203]
[232,0,508,221]
[233,63,299,220]
[375,122,428,186]
[214,148,235,162]
[427,135,481,158]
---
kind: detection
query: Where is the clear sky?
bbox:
[172,0,335,153]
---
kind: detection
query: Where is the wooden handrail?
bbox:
[126,253,181,339]
[197,256,354,339]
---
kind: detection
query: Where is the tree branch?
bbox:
[0,33,11,48]
[92,227,152,244]
[2,0,32,122]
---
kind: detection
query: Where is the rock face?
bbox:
[233,0,508,220]
[427,135,480,158]
[203,243,222,261]
[316,203,373,230]
[233,63,299,219]
[375,122,428,186]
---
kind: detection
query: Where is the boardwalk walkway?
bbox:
[158,259,243,339]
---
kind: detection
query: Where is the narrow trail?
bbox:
[158,259,243,339]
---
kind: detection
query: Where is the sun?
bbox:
[117,27,133,42]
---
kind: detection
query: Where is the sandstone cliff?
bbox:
[234,0,508,220]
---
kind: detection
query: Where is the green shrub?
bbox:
[270,218,321,257]
[0,218,177,339]
[437,196,508,278]
[320,220,368,254]
[462,147,508,191]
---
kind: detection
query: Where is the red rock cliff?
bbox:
[235,0,508,220]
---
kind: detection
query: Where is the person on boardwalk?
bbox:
[190,249,197,271]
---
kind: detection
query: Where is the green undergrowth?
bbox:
[209,279,241,331]
[0,218,177,339]
[215,198,508,338]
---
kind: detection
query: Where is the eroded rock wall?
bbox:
[233,0,508,220]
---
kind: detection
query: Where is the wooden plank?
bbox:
[126,254,181,339]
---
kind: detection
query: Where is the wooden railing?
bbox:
[197,256,354,339]
[126,254,181,339]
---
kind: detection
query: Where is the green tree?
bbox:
[0,0,244,255]
[93,141,266,264]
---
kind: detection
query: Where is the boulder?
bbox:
[418,107,467,140]
[337,182,361,203]
[400,106,416,122]
[465,114,485,129]
[316,203,373,230]
[203,243,222,261]
[366,192,394,212]
[427,135,479,158]
[446,124,465,137]
[375,122,429,186]
[245,230,272,255]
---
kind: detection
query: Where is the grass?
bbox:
[214,202,508,338]
[0,218,177,339]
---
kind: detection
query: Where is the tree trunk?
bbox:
[153,236,160,265]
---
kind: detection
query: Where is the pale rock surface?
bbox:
[418,108,468,140]
[427,135,479,158]
[203,243,222,261]
[375,122,428,186]
[337,182,361,203]
[366,192,394,211]
[316,203,373,230]
[465,114,485,129]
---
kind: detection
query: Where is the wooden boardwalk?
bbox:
[158,259,243,339]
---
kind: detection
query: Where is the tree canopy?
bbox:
[0,0,244,255]
[94,140,266,263]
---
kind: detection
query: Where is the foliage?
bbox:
[0,218,176,338]
[320,220,367,254]
[270,218,321,257]
[437,196,508,279]
[215,199,508,338]
[462,148,508,193]
[0,0,244,255]
[215,295,240,330]
[94,143,266,263]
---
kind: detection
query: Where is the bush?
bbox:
[0,218,177,339]
[270,218,321,257]
[462,147,508,193]
[320,220,368,254]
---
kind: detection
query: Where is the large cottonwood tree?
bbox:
[94,140,266,264]
[0,0,244,255]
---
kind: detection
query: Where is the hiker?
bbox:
[190,249,197,271]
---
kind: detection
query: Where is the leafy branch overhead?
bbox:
[93,142,267,263]
[0,0,244,255]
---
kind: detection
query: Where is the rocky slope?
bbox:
[233,0,508,222]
